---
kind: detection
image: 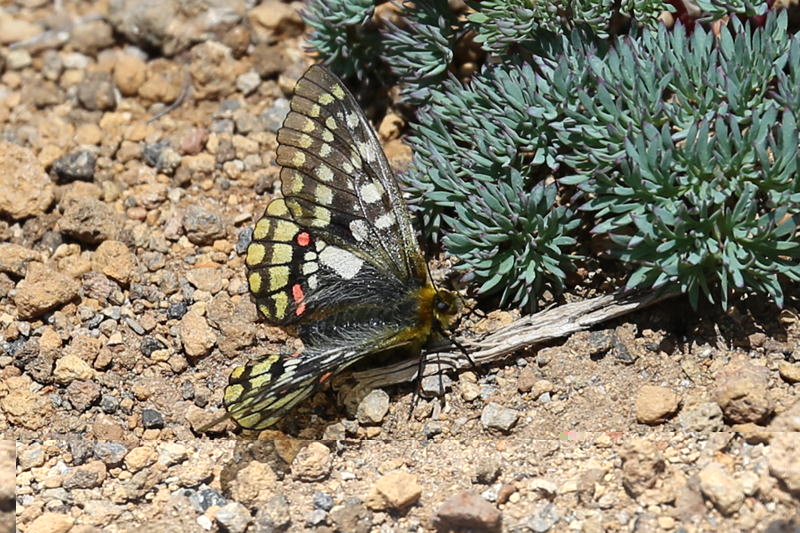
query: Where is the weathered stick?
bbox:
[346,287,678,392]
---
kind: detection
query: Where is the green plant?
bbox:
[304,1,799,310]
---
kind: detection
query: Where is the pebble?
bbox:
[767,433,800,494]
[189,41,237,100]
[77,72,117,111]
[6,49,32,70]
[0,243,40,277]
[65,380,101,411]
[778,361,800,383]
[313,491,334,511]
[365,471,422,511]
[676,401,724,432]
[420,373,452,396]
[619,439,664,497]
[51,151,97,183]
[261,97,290,132]
[330,498,372,533]
[167,301,189,320]
[714,361,773,424]
[236,70,261,95]
[25,513,75,533]
[138,58,184,102]
[0,13,41,44]
[124,446,157,473]
[187,484,227,512]
[98,393,119,414]
[62,460,107,490]
[56,198,121,244]
[179,310,217,358]
[472,456,502,484]
[480,402,519,433]
[18,445,46,470]
[215,502,252,533]
[306,509,328,526]
[70,19,115,55]
[183,205,226,245]
[291,442,332,482]
[698,463,745,515]
[0,376,53,430]
[141,408,165,429]
[228,460,278,507]
[114,54,147,96]
[635,385,681,425]
[91,240,136,285]
[53,354,96,384]
[0,141,55,219]
[140,337,167,357]
[517,366,538,393]
[253,495,292,532]
[93,442,128,466]
[356,389,390,425]
[186,267,225,293]
[248,0,304,41]
[433,491,501,531]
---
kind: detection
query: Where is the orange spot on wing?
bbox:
[292,284,306,316]
[296,232,311,246]
[319,372,333,383]
[292,284,304,302]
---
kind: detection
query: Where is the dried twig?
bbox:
[346,287,679,393]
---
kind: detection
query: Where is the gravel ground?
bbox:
[1,1,799,532]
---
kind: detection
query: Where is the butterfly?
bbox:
[226,65,460,430]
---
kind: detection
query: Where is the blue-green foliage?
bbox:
[443,178,579,308]
[303,0,380,80]
[559,14,800,307]
[304,1,800,310]
[382,0,459,104]
[467,0,671,50]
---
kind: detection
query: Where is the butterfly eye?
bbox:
[435,294,450,313]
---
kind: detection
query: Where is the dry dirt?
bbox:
[1,1,799,532]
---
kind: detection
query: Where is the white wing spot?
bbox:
[319,246,363,279]
[307,274,319,289]
[315,164,334,182]
[375,212,395,229]
[359,182,382,204]
[357,141,377,163]
[349,219,370,241]
[304,251,317,261]
[302,261,318,275]
[346,112,359,129]
[326,117,337,130]
[316,184,333,205]
[319,144,332,158]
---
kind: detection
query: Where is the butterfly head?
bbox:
[433,289,460,330]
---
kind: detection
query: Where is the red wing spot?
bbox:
[289,352,301,358]
[296,232,311,247]
[319,372,333,383]
[292,284,304,303]
[292,283,306,316]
